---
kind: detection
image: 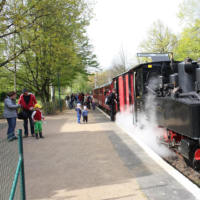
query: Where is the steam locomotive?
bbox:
[93,54,200,170]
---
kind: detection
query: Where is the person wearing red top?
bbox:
[32,104,44,139]
[18,88,37,137]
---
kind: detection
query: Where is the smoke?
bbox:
[116,94,174,158]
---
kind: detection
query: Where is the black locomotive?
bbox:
[140,58,200,170]
[93,55,200,170]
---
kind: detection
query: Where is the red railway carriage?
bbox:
[93,82,113,111]
[93,70,135,113]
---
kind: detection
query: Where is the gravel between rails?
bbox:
[164,154,200,187]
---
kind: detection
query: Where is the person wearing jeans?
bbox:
[18,88,37,137]
[3,92,21,141]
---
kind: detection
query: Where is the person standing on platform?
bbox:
[32,104,44,139]
[18,88,37,137]
[3,91,21,141]
[108,89,117,121]
[82,106,88,123]
[75,103,82,124]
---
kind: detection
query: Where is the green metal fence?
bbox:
[0,127,26,200]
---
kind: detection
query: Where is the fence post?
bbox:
[18,129,26,200]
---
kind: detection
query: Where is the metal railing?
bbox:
[0,127,26,200]
[9,129,26,200]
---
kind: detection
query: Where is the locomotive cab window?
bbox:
[135,68,144,97]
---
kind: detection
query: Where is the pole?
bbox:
[14,60,16,92]
[57,73,62,112]
[18,129,26,200]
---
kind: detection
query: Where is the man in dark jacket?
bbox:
[109,89,117,121]
[18,89,37,137]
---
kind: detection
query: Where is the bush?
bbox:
[42,99,65,115]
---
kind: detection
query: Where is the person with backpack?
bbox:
[107,89,117,121]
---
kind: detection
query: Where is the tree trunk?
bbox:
[51,86,55,102]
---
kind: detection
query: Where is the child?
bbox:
[82,106,88,123]
[31,104,44,139]
[75,103,82,124]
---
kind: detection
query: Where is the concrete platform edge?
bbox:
[97,107,200,200]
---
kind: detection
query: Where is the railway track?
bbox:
[164,153,200,187]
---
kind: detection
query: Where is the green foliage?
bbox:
[0,0,98,103]
[71,73,94,93]
[174,20,200,60]
[174,0,200,61]
[139,20,178,54]
[178,0,200,26]
[42,99,65,114]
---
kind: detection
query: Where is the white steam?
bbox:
[116,93,174,158]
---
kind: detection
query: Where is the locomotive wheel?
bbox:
[183,157,192,167]
[185,146,200,170]
[192,159,200,171]
[192,147,200,171]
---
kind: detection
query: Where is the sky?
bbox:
[87,0,183,70]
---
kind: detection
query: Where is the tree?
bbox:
[174,20,200,60]
[173,0,200,60]
[10,0,98,103]
[0,0,50,67]
[178,0,200,26]
[139,20,178,54]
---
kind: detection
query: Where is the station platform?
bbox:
[23,108,199,200]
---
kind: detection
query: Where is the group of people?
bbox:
[74,88,117,123]
[65,93,95,110]
[3,88,117,140]
[3,89,44,141]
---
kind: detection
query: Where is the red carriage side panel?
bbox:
[125,74,130,110]
[100,88,103,106]
[118,76,125,112]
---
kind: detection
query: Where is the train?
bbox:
[93,54,200,170]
